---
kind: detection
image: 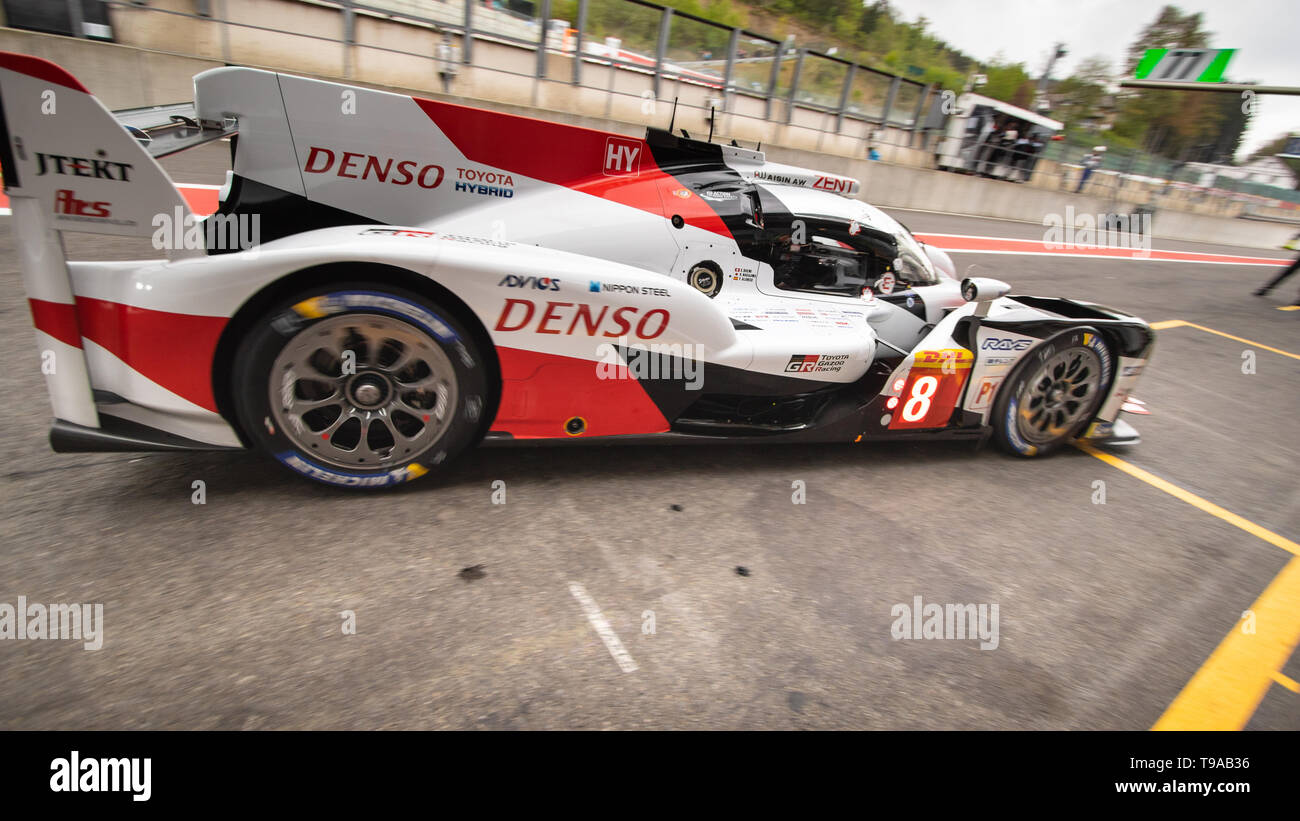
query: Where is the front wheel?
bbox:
[991,328,1111,457]
[230,284,489,488]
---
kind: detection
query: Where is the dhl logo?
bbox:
[911,348,973,370]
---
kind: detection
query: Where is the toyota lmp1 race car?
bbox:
[0,51,1154,489]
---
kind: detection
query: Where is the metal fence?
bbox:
[25,0,1300,218]
[1039,133,1300,209]
[76,0,939,153]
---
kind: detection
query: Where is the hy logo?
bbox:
[603,137,642,176]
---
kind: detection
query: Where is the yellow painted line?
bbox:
[1150,318,1300,360]
[1096,321,1300,727]
[1074,444,1300,730]
[1152,556,1300,730]
[1182,322,1300,360]
[1076,444,1298,557]
[1278,305,1300,312]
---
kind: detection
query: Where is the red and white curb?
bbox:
[913,232,1291,267]
[1,186,1291,267]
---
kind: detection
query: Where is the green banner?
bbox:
[1135,48,1235,83]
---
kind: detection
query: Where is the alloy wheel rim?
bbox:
[269,313,458,470]
[1015,346,1102,444]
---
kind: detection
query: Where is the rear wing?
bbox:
[0,51,196,241]
[0,51,206,432]
[113,101,235,158]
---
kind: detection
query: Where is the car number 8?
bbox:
[901,376,938,421]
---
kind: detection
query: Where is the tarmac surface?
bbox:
[0,147,1296,729]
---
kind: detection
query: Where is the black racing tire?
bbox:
[990,327,1112,458]
[230,282,489,488]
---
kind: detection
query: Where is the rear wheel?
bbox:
[231,284,488,488]
[991,328,1111,457]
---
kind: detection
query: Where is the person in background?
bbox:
[1253,233,1300,304]
[1021,134,1045,182]
[992,124,1018,178]
[1076,146,1104,193]
[1010,130,1032,181]
[976,122,1001,175]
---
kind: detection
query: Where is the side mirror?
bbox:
[961,276,1011,302]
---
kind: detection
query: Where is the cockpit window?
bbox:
[767,218,897,297]
[893,229,940,287]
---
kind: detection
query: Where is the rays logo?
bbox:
[981,337,1032,351]
[498,275,560,291]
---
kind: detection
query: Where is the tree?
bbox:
[1123,4,1209,72]
[1052,56,1111,128]
[563,0,981,97]
[981,58,1032,106]
[859,0,889,35]
[1113,5,1231,161]
[1201,88,1251,164]
[1072,56,1112,88]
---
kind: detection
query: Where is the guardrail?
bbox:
[80,0,938,159]
[14,0,1299,224]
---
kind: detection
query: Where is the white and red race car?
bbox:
[0,52,1153,488]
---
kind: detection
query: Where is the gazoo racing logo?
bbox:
[603,137,642,176]
[785,354,849,374]
[303,147,444,188]
[498,274,560,291]
[981,337,1033,352]
[494,299,670,339]
[35,151,133,181]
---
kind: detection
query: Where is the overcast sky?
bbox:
[887,0,1299,159]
